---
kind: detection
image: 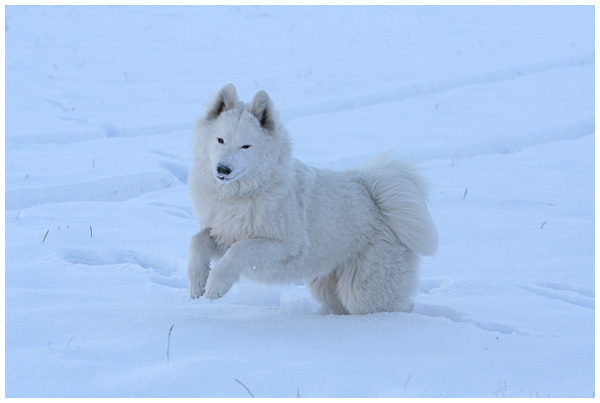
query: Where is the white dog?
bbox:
[187,84,438,314]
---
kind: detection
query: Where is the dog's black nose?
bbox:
[217,163,232,176]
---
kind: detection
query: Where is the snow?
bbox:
[4,5,595,398]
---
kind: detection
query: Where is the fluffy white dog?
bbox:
[188,84,438,314]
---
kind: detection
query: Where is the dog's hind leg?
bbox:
[336,240,419,314]
[308,271,348,315]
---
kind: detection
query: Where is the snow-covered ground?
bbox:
[4,5,595,398]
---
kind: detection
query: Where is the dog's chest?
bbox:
[208,198,270,247]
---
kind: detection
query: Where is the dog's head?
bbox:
[194,84,289,188]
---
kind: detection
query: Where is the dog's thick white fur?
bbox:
[188,84,438,314]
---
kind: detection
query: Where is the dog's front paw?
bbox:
[188,279,206,299]
[203,264,238,301]
[188,260,210,299]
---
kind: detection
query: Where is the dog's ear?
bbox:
[206,83,238,120]
[249,90,275,131]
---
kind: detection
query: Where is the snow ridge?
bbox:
[280,53,594,122]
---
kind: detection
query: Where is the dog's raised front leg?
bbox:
[203,238,303,301]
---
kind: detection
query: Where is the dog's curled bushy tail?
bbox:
[360,156,438,256]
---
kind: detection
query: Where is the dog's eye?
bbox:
[217,138,224,144]
[241,144,252,149]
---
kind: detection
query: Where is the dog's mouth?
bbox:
[217,176,233,183]
[216,174,234,183]
[215,171,243,184]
